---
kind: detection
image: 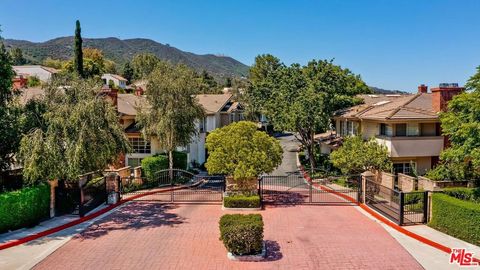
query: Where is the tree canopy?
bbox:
[426,71,480,181]
[205,121,283,180]
[246,55,370,168]
[73,20,84,77]
[331,136,392,175]
[9,47,26,65]
[0,34,22,172]
[19,77,130,184]
[131,53,161,80]
[136,62,205,170]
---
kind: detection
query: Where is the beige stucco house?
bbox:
[115,92,244,167]
[320,83,464,175]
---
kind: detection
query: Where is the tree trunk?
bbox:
[169,150,174,184]
[307,143,316,170]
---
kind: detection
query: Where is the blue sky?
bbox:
[1,0,479,92]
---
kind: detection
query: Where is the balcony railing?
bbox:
[375,136,444,157]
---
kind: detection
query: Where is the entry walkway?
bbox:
[33,202,421,270]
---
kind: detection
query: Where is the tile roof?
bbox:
[335,93,438,120]
[13,65,59,74]
[118,93,233,116]
[103,74,127,81]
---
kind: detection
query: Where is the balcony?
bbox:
[375,136,444,158]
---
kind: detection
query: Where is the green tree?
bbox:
[136,63,205,172]
[19,77,130,184]
[43,57,65,69]
[9,47,26,65]
[205,121,283,180]
[331,136,392,175]
[246,54,283,119]
[426,90,480,182]
[249,56,370,168]
[131,53,160,79]
[0,30,22,172]
[122,62,134,84]
[225,77,232,87]
[73,20,84,77]
[27,76,41,87]
[198,70,219,93]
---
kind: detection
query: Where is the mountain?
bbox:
[4,37,250,79]
[369,86,409,95]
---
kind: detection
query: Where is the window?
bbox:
[347,121,352,135]
[407,123,419,136]
[339,121,345,136]
[380,123,392,136]
[128,137,151,154]
[395,124,407,136]
[199,117,207,133]
[230,114,235,123]
[393,162,415,175]
[127,158,143,167]
[239,113,244,121]
[420,123,436,136]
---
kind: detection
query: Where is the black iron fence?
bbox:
[259,174,361,205]
[365,179,428,225]
[120,169,225,203]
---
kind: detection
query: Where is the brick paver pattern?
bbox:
[34,202,422,270]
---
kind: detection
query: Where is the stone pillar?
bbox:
[361,171,375,204]
[428,192,433,223]
[48,179,58,218]
[105,173,120,204]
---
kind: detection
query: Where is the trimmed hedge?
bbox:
[443,187,480,203]
[223,195,261,208]
[142,155,169,180]
[429,193,480,246]
[219,214,264,255]
[0,185,50,233]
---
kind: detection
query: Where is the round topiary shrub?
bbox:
[219,214,264,255]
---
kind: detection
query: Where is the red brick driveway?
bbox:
[34,202,421,270]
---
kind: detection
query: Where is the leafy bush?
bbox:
[171,151,187,170]
[141,155,168,180]
[219,214,264,255]
[429,193,480,246]
[0,185,50,233]
[224,195,261,208]
[443,187,480,203]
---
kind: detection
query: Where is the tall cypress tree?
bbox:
[74,20,84,77]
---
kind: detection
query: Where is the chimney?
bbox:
[134,87,144,96]
[418,84,428,94]
[431,83,464,112]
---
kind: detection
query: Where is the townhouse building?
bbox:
[321,83,464,175]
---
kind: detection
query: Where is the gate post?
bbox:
[361,171,374,204]
[105,173,120,205]
[309,179,312,203]
[399,192,405,225]
[423,191,429,223]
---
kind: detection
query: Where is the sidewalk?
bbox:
[355,206,480,270]
[0,203,123,270]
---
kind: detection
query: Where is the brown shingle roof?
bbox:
[336,93,438,120]
[117,93,233,116]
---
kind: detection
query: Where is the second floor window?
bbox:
[395,124,407,136]
[129,137,151,154]
[199,117,207,133]
[380,123,393,136]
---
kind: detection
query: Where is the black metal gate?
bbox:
[259,173,360,205]
[120,169,225,203]
[365,179,428,225]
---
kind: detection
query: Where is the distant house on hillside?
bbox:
[101,74,127,89]
[13,65,58,82]
[320,83,464,175]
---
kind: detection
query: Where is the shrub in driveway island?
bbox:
[219,214,264,256]
[223,195,261,208]
[206,121,282,195]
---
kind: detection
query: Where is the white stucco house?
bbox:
[114,92,244,167]
[13,65,59,82]
[102,74,128,89]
